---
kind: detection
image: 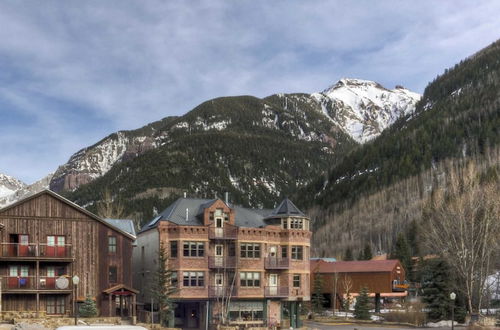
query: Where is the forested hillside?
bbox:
[305,40,500,257]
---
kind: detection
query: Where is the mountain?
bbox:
[0,173,53,208]
[304,40,500,257]
[0,173,26,199]
[55,79,418,225]
[49,78,418,194]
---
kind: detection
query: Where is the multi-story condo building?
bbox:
[0,190,137,320]
[133,196,311,329]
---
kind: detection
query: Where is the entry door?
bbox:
[215,244,224,267]
[215,217,223,237]
[269,274,278,295]
[214,273,224,296]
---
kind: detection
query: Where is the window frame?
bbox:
[183,241,205,257]
[108,236,117,254]
[182,271,204,287]
[293,274,301,288]
[170,241,178,258]
[240,272,261,287]
[291,246,303,260]
[240,243,261,259]
[108,265,118,283]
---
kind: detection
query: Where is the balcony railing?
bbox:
[208,226,238,240]
[1,276,73,291]
[264,286,288,298]
[392,280,409,292]
[264,257,289,269]
[0,243,72,259]
[208,256,237,268]
[208,286,238,298]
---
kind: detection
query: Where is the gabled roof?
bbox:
[311,259,401,273]
[103,283,139,294]
[266,198,305,218]
[0,189,136,240]
[140,197,271,232]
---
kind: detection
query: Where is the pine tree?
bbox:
[354,287,371,320]
[362,243,372,260]
[343,247,354,261]
[391,233,412,274]
[151,242,178,326]
[421,258,452,321]
[79,295,98,318]
[311,272,327,316]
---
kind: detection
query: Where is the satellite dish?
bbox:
[56,276,69,289]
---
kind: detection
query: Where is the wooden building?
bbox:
[310,259,408,312]
[0,190,137,320]
[133,197,311,329]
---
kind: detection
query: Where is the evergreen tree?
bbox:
[362,243,372,260]
[421,259,452,321]
[151,243,178,326]
[391,233,412,274]
[354,287,371,320]
[407,220,420,257]
[79,295,98,318]
[311,272,327,315]
[343,247,354,261]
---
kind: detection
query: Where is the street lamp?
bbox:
[450,292,456,330]
[72,275,80,325]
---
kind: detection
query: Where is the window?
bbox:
[47,266,65,277]
[291,246,303,260]
[183,241,204,257]
[170,241,178,258]
[109,266,117,283]
[240,272,260,287]
[171,272,178,287]
[209,212,214,221]
[290,219,303,229]
[281,245,288,258]
[228,242,236,257]
[108,236,117,253]
[282,219,288,229]
[293,274,301,288]
[47,296,65,314]
[183,271,204,287]
[240,243,261,258]
[224,213,229,222]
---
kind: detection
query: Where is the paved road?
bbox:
[303,320,454,329]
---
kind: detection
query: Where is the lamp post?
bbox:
[450,292,456,330]
[72,275,80,325]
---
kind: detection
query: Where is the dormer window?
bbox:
[215,209,222,217]
[209,212,214,221]
[224,213,229,222]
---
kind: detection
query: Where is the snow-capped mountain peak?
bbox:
[0,173,26,199]
[312,77,421,143]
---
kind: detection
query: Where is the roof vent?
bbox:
[185,208,189,222]
[183,192,187,198]
[225,192,229,205]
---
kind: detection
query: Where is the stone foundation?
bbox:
[9,317,121,329]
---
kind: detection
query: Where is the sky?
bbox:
[1,1,500,184]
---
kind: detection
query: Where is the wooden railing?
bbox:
[208,286,237,298]
[208,256,237,268]
[208,226,238,240]
[0,243,72,259]
[264,286,288,297]
[264,257,289,269]
[1,276,72,291]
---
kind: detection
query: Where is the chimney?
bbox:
[183,192,187,198]
[185,208,189,222]
[225,192,229,205]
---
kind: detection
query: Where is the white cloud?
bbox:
[1,0,500,182]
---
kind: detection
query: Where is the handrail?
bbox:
[0,243,72,258]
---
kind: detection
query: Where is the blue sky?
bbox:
[1,1,500,183]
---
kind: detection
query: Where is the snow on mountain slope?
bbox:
[0,173,26,199]
[0,173,53,208]
[50,131,159,192]
[311,78,421,143]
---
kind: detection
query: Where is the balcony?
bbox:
[208,256,237,269]
[208,286,237,298]
[1,276,72,292]
[209,226,238,240]
[0,243,73,261]
[264,257,289,269]
[264,286,288,298]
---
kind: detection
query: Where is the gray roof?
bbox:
[104,219,137,237]
[140,197,307,233]
[266,198,304,218]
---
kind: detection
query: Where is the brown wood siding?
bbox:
[0,192,135,316]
